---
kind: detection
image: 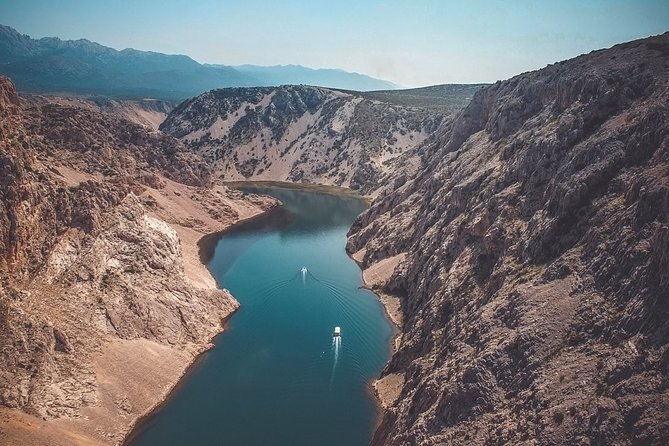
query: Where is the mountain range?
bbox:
[0,24,397,99]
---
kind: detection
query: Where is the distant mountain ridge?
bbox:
[228,64,397,91]
[0,24,397,99]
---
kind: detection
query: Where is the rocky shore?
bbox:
[349,248,406,410]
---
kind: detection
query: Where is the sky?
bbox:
[0,0,667,87]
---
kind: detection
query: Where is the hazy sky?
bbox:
[1,0,667,86]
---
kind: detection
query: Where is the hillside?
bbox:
[357,84,488,114]
[0,25,396,99]
[160,85,449,194]
[0,76,275,445]
[347,33,669,445]
[21,95,177,131]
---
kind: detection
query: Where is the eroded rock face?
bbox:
[0,76,269,442]
[1,193,239,419]
[348,34,669,445]
[161,85,445,194]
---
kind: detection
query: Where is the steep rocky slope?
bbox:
[21,97,209,187]
[161,85,447,194]
[0,76,275,445]
[348,34,669,445]
[22,95,176,131]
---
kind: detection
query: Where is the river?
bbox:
[128,186,394,446]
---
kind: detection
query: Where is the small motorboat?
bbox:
[333,326,341,337]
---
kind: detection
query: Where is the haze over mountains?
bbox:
[0,24,397,99]
[220,64,398,92]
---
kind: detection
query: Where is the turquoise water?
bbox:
[128,187,394,446]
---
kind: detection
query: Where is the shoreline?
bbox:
[121,319,233,446]
[224,180,371,203]
[197,206,281,266]
[354,264,405,428]
[347,249,406,414]
[121,205,278,445]
[347,251,404,339]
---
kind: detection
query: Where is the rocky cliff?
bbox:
[0,76,275,445]
[348,34,669,445]
[160,85,448,194]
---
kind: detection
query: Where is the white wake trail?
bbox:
[330,336,341,385]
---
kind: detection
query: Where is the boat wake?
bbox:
[330,335,341,385]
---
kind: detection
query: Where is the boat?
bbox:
[333,326,341,337]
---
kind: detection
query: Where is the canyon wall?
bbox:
[21,95,177,131]
[0,76,274,445]
[348,33,669,445]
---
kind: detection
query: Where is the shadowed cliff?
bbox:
[348,33,669,445]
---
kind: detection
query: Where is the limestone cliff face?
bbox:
[348,34,669,445]
[161,85,445,194]
[1,77,123,282]
[0,76,273,444]
[1,192,238,418]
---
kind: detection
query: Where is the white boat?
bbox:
[333,326,341,337]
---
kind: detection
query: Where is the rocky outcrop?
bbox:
[348,34,669,445]
[161,85,447,195]
[1,193,238,415]
[0,76,275,444]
